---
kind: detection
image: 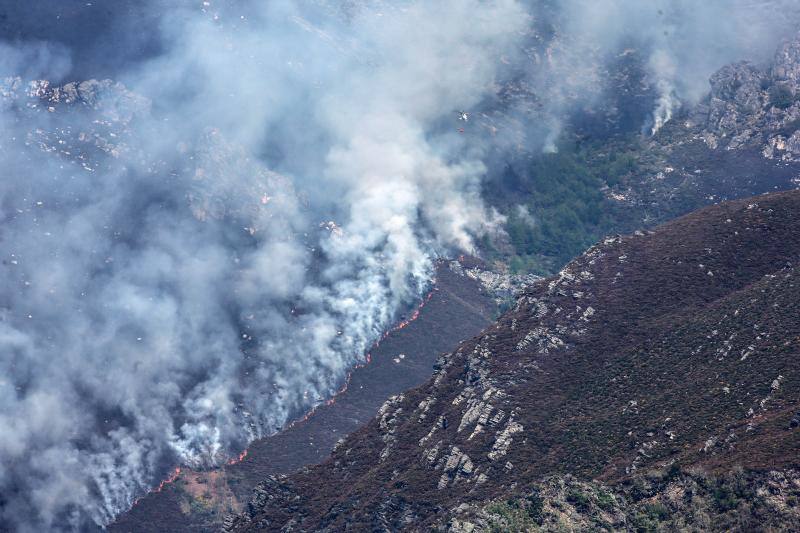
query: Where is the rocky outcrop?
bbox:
[448,259,541,306]
[773,34,800,92]
[226,475,300,531]
[694,32,800,161]
[440,469,800,532]
[1,77,150,172]
[709,61,765,118]
[1,77,298,235]
[1,77,150,121]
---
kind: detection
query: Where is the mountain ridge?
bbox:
[227,189,800,531]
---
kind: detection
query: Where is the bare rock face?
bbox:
[773,34,800,92]
[2,76,298,235]
[708,61,766,118]
[1,76,153,174]
[704,62,766,139]
[1,77,150,121]
[448,260,541,307]
[699,32,800,160]
[227,475,300,531]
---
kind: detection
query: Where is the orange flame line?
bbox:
[135,285,436,508]
[131,466,182,507]
[287,288,435,426]
[153,467,182,492]
[227,449,249,465]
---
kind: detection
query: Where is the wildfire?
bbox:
[287,288,435,424]
[227,449,249,465]
[135,284,436,509]
[131,466,183,507]
[132,447,249,509]
[153,467,182,493]
[326,380,350,406]
[392,308,420,332]
[382,290,433,337]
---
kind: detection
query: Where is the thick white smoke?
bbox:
[0,1,527,530]
[649,49,678,135]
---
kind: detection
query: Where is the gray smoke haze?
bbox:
[0,1,525,530]
[499,0,800,149]
[1,1,799,530]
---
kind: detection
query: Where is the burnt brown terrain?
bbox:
[228,190,800,531]
[109,264,497,532]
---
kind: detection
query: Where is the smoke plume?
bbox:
[493,0,800,148]
[0,0,525,530]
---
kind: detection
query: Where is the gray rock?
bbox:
[707,62,766,136]
[773,32,800,93]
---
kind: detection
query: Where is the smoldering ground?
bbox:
[1,1,799,531]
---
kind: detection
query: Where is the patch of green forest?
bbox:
[482,134,646,275]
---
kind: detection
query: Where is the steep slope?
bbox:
[228,189,800,531]
[109,264,497,532]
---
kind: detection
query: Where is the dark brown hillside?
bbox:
[228,190,800,532]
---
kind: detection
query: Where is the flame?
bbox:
[392,308,420,331]
[287,288,434,424]
[153,467,182,493]
[134,283,436,509]
[382,290,433,336]
[227,449,248,465]
[131,466,182,507]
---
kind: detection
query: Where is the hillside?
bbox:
[109,264,498,532]
[228,189,800,531]
[482,31,800,274]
